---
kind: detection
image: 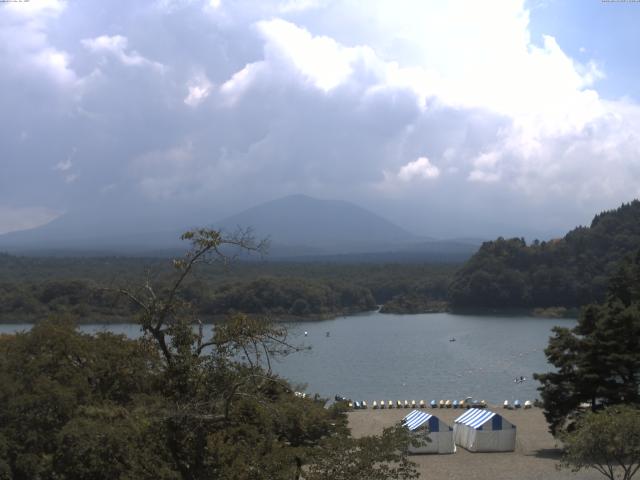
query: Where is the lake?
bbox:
[0,311,574,404]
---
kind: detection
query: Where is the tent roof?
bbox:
[402,410,433,431]
[454,408,498,429]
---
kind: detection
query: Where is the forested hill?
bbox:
[449,200,640,309]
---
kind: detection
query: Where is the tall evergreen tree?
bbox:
[535,251,640,435]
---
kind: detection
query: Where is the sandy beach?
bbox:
[348,406,602,480]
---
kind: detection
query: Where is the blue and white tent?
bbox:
[453,408,516,452]
[402,410,455,454]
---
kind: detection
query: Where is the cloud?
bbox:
[82,35,165,72]
[4,0,65,17]
[398,157,440,181]
[0,0,78,87]
[256,19,356,91]
[2,0,640,239]
[64,173,80,184]
[54,159,73,172]
[184,73,213,106]
[278,0,325,13]
[0,206,59,235]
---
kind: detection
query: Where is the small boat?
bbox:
[438,400,445,408]
[362,400,367,409]
[380,400,385,409]
[524,400,532,409]
[348,401,353,408]
[480,400,487,408]
[453,400,459,409]
[445,400,452,408]
[503,400,510,409]
[449,337,456,342]
[354,401,361,409]
[372,401,378,409]
[335,395,348,402]
[514,400,521,409]
[419,400,425,408]
[388,400,393,409]
[404,400,409,409]
[304,331,308,336]
[430,400,437,408]
[397,400,402,409]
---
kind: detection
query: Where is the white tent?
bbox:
[453,408,516,452]
[402,410,455,454]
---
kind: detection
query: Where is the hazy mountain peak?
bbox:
[217,194,418,250]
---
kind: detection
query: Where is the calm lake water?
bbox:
[0,312,575,403]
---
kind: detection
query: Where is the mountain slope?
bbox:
[0,194,421,256]
[215,194,419,252]
[449,200,640,308]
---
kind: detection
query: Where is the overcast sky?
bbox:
[2,0,640,239]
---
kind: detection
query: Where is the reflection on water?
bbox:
[0,312,574,403]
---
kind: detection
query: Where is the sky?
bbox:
[2,0,640,240]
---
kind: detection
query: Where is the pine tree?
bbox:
[535,251,640,435]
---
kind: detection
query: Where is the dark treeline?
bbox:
[449,200,640,309]
[4,200,640,319]
[0,254,456,322]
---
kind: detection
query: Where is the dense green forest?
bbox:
[449,201,640,309]
[0,230,420,479]
[4,200,638,321]
[0,253,455,323]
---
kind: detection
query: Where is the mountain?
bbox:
[214,194,420,253]
[449,200,640,309]
[0,213,185,255]
[0,194,424,256]
[0,194,480,260]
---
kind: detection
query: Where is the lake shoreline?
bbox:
[0,305,579,325]
[0,312,576,403]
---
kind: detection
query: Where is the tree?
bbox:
[450,201,640,309]
[560,405,640,480]
[305,426,420,480]
[534,251,640,435]
[0,317,167,480]
[0,228,420,479]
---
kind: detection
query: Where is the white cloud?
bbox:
[5,0,65,17]
[255,18,364,92]
[0,206,59,235]
[33,48,76,84]
[468,170,501,183]
[209,5,640,219]
[4,0,640,239]
[278,0,324,13]
[184,73,213,106]
[220,62,264,104]
[0,0,78,87]
[82,35,165,72]
[398,157,440,181]
[54,159,72,171]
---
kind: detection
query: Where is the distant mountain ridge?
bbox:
[215,194,419,252]
[449,200,640,309]
[0,194,416,253]
[0,194,480,261]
